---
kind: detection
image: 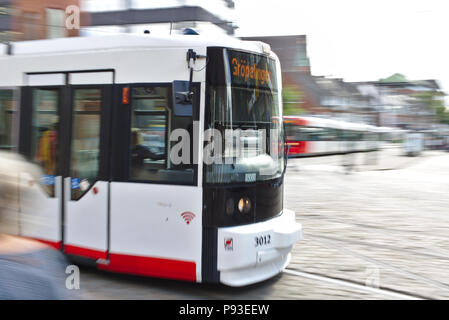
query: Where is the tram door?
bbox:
[20,71,113,258]
[63,72,113,260]
[19,74,65,247]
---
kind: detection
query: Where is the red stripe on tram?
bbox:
[22,237,62,250]
[21,237,196,281]
[64,244,108,260]
[98,253,197,282]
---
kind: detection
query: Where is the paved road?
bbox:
[287,148,449,299]
[75,146,449,299]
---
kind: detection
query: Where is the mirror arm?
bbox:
[186,49,197,102]
[188,65,194,101]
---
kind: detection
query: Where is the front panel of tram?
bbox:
[202,47,302,286]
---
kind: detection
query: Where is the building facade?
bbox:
[0,0,80,42]
[81,0,236,36]
[243,35,444,128]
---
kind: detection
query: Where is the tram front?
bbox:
[202,46,302,286]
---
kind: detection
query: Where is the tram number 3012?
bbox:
[255,234,271,247]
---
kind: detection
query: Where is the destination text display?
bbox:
[228,50,277,91]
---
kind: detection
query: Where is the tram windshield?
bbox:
[205,48,284,184]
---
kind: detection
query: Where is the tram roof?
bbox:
[0,33,269,57]
[283,115,378,131]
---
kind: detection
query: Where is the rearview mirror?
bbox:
[173,81,193,116]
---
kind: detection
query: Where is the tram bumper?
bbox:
[217,208,302,287]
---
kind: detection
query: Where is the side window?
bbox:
[31,89,59,197]
[285,123,296,140]
[0,89,15,150]
[323,128,338,141]
[336,129,343,140]
[130,85,195,184]
[70,88,102,200]
[301,127,324,141]
[342,130,355,141]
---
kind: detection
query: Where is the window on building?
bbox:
[46,8,67,39]
[0,6,9,16]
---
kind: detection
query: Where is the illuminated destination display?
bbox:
[228,50,278,91]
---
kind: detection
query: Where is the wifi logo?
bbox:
[181,211,196,225]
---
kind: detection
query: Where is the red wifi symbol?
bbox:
[181,211,195,225]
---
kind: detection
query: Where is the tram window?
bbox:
[299,127,334,141]
[284,123,295,140]
[321,128,338,141]
[70,89,102,200]
[284,123,296,141]
[130,86,195,185]
[348,131,356,141]
[336,129,343,140]
[342,130,357,141]
[296,127,313,141]
[0,89,15,150]
[31,89,59,197]
[365,132,377,141]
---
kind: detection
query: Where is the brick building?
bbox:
[241,35,444,128]
[0,0,80,42]
[241,35,325,116]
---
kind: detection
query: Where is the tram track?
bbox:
[282,268,426,300]
[306,235,449,295]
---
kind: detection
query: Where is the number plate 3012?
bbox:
[254,234,271,247]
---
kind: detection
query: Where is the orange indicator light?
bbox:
[122,87,130,104]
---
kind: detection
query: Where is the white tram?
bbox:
[0,33,302,286]
[284,115,382,157]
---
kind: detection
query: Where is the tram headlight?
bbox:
[237,197,251,214]
[225,198,235,215]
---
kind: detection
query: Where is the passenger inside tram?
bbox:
[130,129,166,169]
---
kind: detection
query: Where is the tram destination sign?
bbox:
[228,49,278,91]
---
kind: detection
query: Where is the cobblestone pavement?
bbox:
[76,146,449,299]
[287,148,449,299]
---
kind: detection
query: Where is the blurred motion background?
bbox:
[0,0,448,148]
[1,0,449,300]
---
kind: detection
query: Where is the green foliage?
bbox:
[379,73,408,83]
[436,106,449,124]
[413,91,449,125]
[282,85,305,116]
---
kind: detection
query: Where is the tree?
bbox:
[379,73,408,83]
[413,91,449,125]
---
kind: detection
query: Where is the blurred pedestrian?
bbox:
[0,151,81,300]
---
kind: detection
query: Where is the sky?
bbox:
[234,0,449,104]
